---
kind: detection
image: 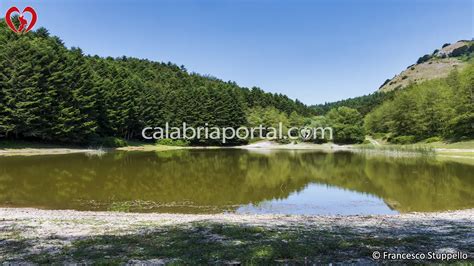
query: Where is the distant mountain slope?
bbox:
[311,40,474,116]
[378,40,473,92]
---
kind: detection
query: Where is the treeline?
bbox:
[0,21,314,145]
[244,105,365,144]
[365,63,474,143]
[311,90,397,116]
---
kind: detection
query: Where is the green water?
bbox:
[0,149,472,215]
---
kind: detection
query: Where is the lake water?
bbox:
[0,149,472,215]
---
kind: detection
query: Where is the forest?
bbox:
[1,19,472,146]
[311,90,398,116]
[0,20,314,145]
[365,63,474,143]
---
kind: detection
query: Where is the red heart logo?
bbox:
[5,6,37,33]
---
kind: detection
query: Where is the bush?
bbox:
[94,137,128,147]
[423,136,442,143]
[156,138,189,146]
[416,54,432,64]
[373,132,388,140]
[450,45,470,57]
[277,138,291,144]
[391,135,416,144]
[381,133,394,142]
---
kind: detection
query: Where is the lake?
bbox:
[0,149,472,215]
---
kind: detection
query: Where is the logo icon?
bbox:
[5,6,37,33]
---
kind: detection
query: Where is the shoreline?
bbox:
[0,148,107,156]
[0,141,472,161]
[1,207,472,263]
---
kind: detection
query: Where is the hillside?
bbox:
[365,61,473,141]
[378,40,474,92]
[312,40,474,116]
[310,40,473,143]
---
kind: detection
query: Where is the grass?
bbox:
[0,140,80,149]
[0,139,186,153]
[354,144,436,157]
[367,138,474,150]
[422,140,474,149]
[355,138,473,164]
[16,222,445,264]
[108,202,134,212]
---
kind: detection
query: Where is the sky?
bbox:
[1,0,473,104]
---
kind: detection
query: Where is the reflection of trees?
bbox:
[0,151,472,213]
[360,156,474,212]
[294,152,474,212]
[0,151,312,212]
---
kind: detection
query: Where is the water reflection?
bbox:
[237,183,398,215]
[0,149,472,214]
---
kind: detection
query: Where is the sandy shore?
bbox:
[1,208,472,263]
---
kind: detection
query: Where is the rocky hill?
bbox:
[378,40,473,92]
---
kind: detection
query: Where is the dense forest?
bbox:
[0,19,314,145]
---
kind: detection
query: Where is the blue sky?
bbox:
[2,0,472,104]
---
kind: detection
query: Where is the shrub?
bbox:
[94,137,128,147]
[373,132,388,139]
[156,138,189,146]
[381,133,394,142]
[416,54,432,64]
[379,79,391,88]
[391,135,416,144]
[451,45,470,57]
[423,136,442,143]
[277,138,291,144]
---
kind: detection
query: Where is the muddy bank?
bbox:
[2,142,472,161]
[0,208,472,264]
[0,148,106,156]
